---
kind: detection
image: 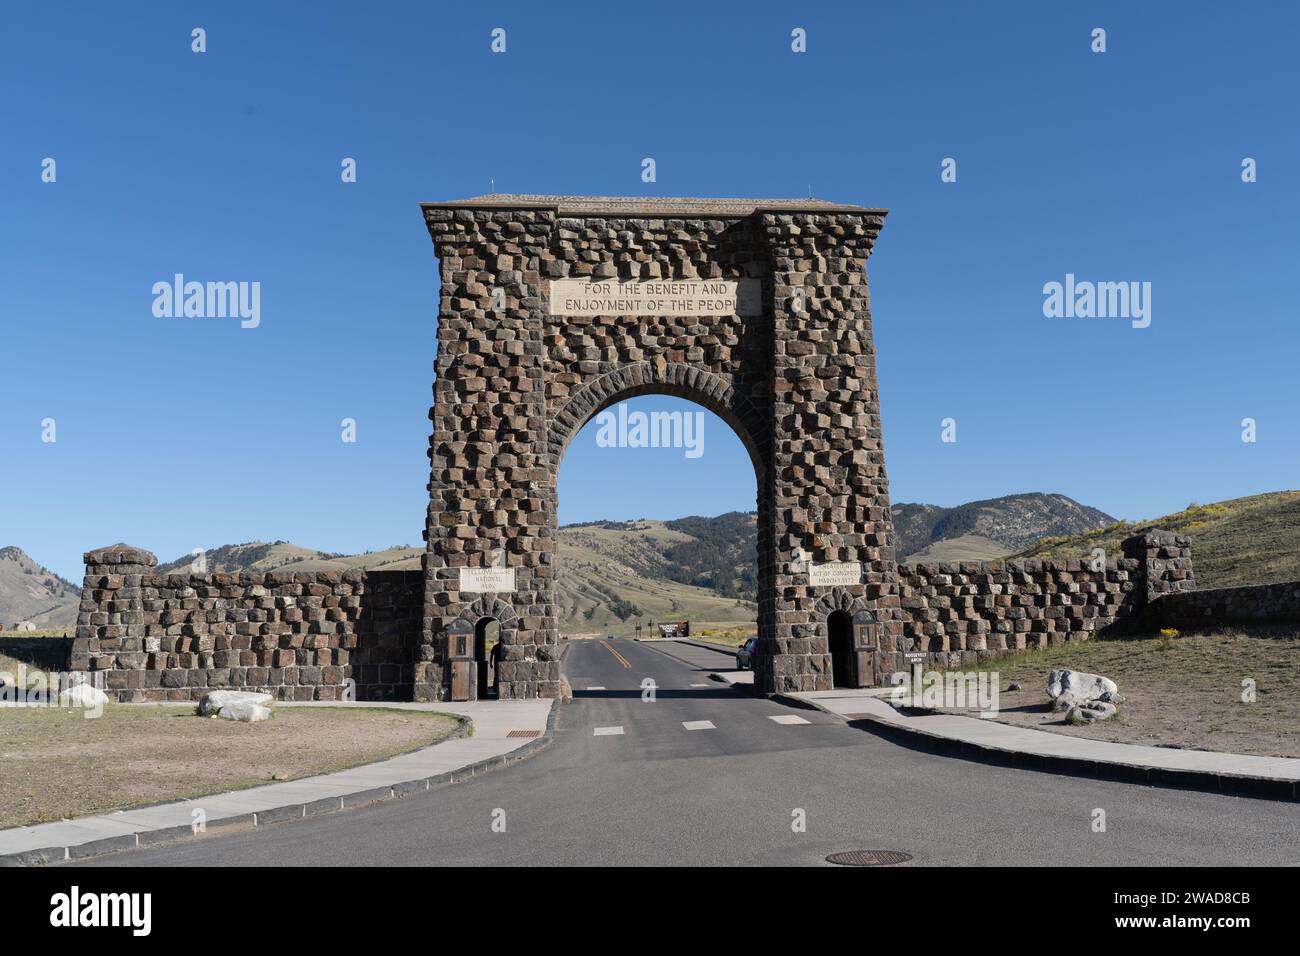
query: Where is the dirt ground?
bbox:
[927,628,1300,758]
[0,705,460,828]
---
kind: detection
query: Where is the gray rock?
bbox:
[198,689,274,717]
[1051,691,1092,713]
[1047,668,1118,702]
[215,701,272,722]
[1066,700,1117,724]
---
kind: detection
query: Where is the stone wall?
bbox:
[72,545,421,702]
[1150,580,1300,628]
[889,530,1196,671]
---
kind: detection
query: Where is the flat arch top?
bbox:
[422,194,887,217]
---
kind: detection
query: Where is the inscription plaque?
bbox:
[459,567,516,593]
[548,278,762,317]
[808,561,862,587]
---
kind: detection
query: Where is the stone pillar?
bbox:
[71,544,158,674]
[419,208,560,701]
[1122,530,1196,628]
[754,212,904,694]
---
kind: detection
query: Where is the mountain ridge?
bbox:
[0,492,1145,635]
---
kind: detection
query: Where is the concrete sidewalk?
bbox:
[0,698,555,865]
[782,689,1300,801]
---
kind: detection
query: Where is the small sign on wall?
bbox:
[459,567,517,593]
[808,562,862,587]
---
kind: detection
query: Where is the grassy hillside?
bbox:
[555,519,756,637]
[901,534,1010,564]
[0,547,80,630]
[1015,491,1300,588]
[156,541,421,575]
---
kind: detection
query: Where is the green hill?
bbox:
[1014,491,1300,588]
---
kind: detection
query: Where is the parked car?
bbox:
[735,636,759,670]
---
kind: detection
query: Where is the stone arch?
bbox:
[420,196,900,700]
[545,362,768,482]
[454,596,520,645]
[810,587,873,635]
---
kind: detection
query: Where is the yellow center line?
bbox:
[601,641,632,668]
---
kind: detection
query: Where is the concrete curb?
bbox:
[0,702,560,867]
[775,694,1300,803]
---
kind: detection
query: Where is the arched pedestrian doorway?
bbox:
[474,617,500,699]
[827,609,854,688]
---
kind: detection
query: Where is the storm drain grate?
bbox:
[826,849,913,867]
[507,730,541,738]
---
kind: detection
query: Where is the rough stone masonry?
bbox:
[75,195,1281,704]
[418,195,904,700]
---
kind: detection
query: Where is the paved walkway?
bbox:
[781,688,1300,797]
[0,698,554,864]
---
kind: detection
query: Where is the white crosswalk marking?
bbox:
[593,726,624,736]
[768,715,811,725]
[682,720,715,730]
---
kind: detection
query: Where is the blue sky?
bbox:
[3,1,1297,582]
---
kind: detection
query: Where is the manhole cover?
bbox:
[826,849,912,867]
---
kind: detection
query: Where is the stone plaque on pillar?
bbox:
[548,279,762,317]
[459,568,516,593]
[808,562,862,588]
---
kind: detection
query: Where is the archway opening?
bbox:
[555,389,763,652]
[827,609,854,688]
[474,617,500,699]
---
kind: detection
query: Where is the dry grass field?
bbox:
[928,627,1300,758]
[0,704,460,828]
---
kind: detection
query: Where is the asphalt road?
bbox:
[71,639,1300,866]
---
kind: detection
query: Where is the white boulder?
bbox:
[1047,668,1118,703]
[197,689,274,717]
[215,701,272,723]
[58,683,108,707]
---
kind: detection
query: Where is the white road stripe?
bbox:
[768,715,811,725]
[682,720,716,730]
[689,683,711,688]
[586,686,606,691]
[593,726,624,736]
